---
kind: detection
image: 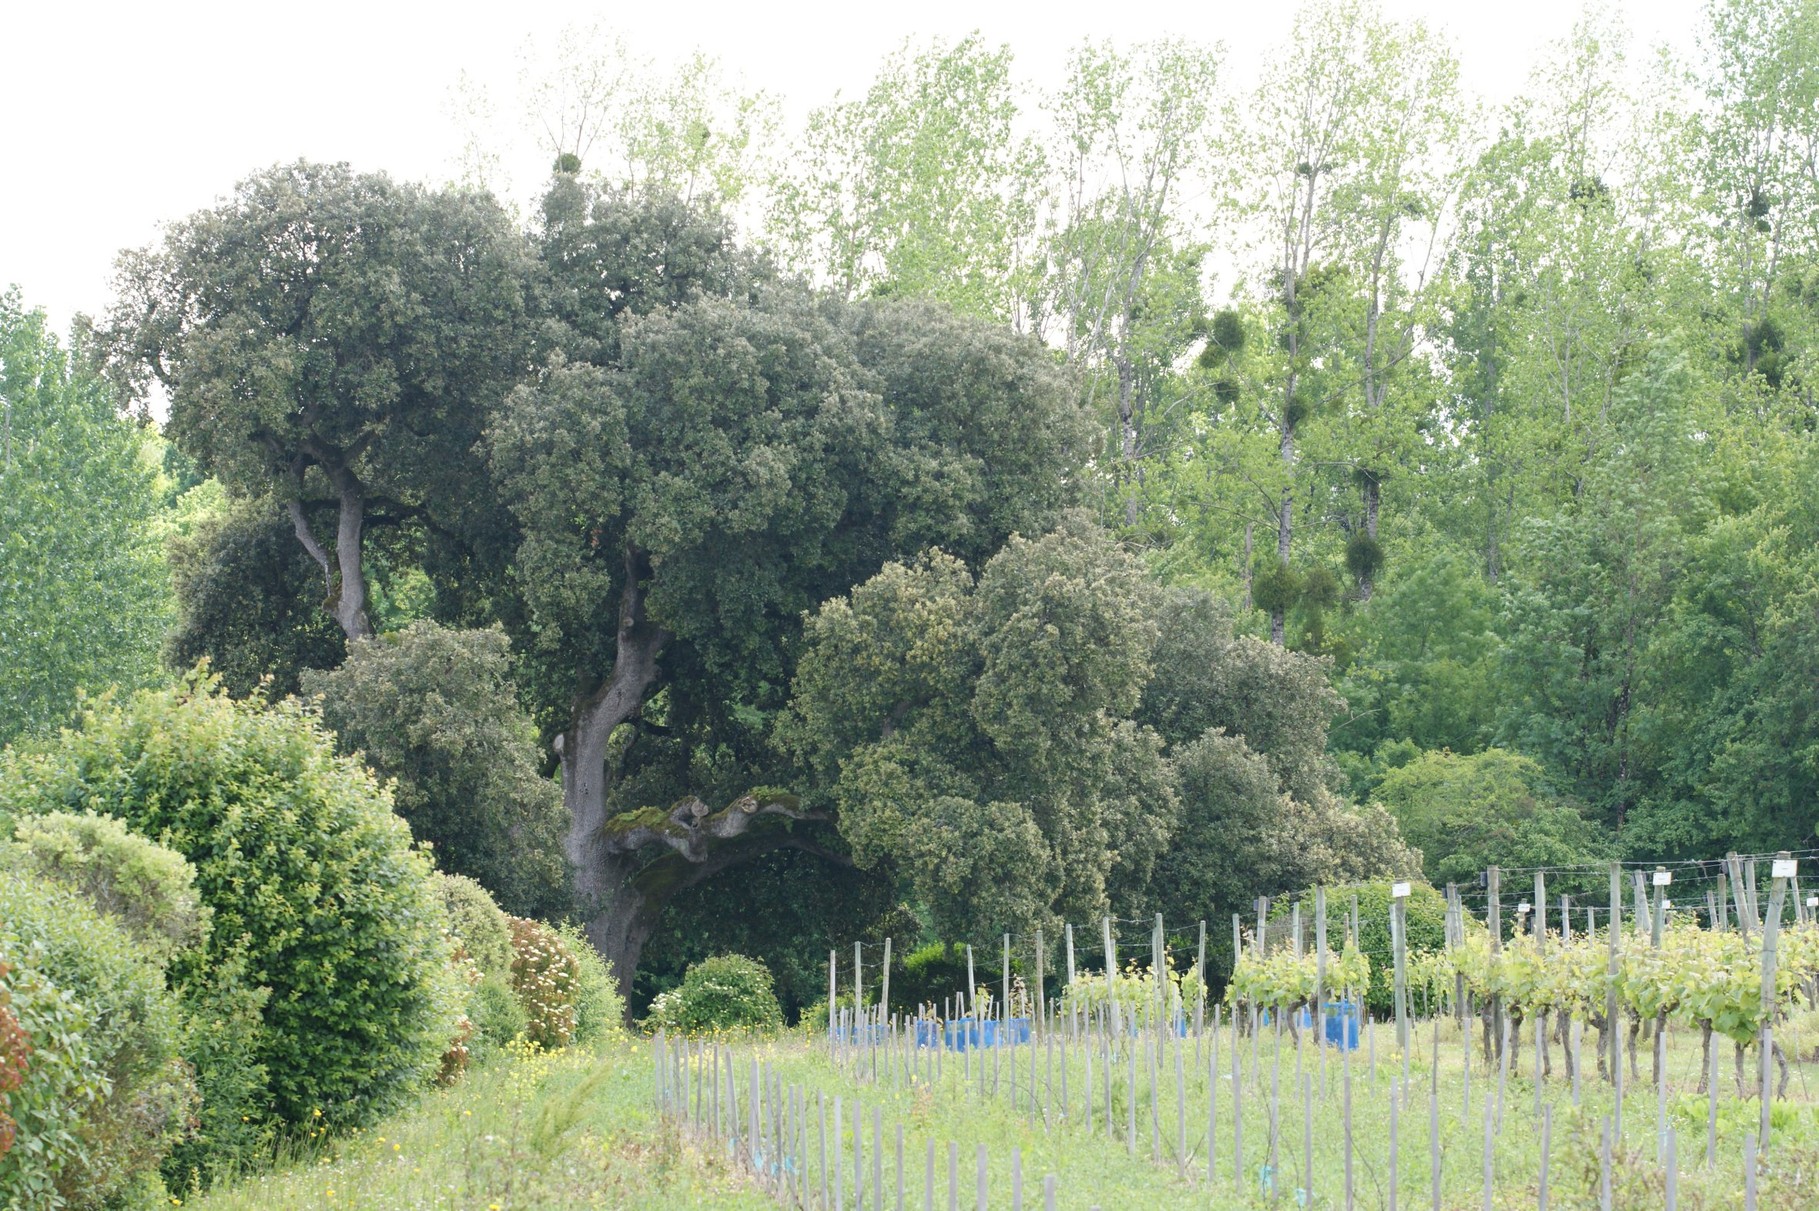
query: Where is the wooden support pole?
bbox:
[882,938,893,1025]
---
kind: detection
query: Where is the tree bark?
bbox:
[564,547,669,932]
[587,824,848,1009]
[1273,415,1294,646]
[285,474,373,641]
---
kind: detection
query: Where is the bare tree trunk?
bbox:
[1272,417,1294,646]
[564,549,669,980]
[286,478,373,641]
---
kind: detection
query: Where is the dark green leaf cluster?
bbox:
[304,621,568,916]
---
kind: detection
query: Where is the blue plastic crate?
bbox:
[912,1016,1033,1050]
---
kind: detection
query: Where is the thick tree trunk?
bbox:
[587,830,849,1010]
[586,853,661,1004]
[286,478,373,641]
[564,549,669,935]
[1272,417,1293,646]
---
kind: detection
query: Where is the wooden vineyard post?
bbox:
[1536,871,1549,1100]
[1487,866,1503,1056]
[882,938,893,1027]
[1652,865,1669,1157]
[1034,928,1045,1036]
[1607,863,1622,1094]
[1315,888,1328,1095]
[1152,913,1166,1031]
[1393,880,1411,1097]
[1446,884,1465,1027]
[1718,864,1730,932]
[1065,923,1076,987]
[967,945,977,1021]
[1103,916,1116,978]
[1391,881,1410,1048]
[830,950,839,1046]
[1002,934,1011,1037]
[1760,853,1793,1150]
[1316,883,1331,1040]
[1651,870,1668,948]
[1196,919,1208,1036]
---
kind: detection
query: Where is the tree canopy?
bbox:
[0,292,171,746]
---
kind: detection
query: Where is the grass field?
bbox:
[187,1012,1819,1210]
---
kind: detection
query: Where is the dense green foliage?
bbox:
[14,15,1819,1197]
[166,497,346,699]
[643,955,784,1034]
[1272,880,1449,1016]
[0,877,192,1209]
[0,293,171,747]
[305,622,568,916]
[1371,749,1611,889]
[8,812,209,964]
[553,923,626,1043]
[0,679,457,1133]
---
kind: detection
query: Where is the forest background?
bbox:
[5,0,1819,1021]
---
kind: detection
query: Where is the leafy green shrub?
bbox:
[0,676,457,1134]
[800,993,859,1032]
[554,923,624,1042]
[508,919,579,1050]
[163,943,271,1188]
[0,877,193,1209]
[438,874,514,983]
[434,874,524,1065]
[895,942,973,1013]
[1277,879,1448,1015]
[304,622,570,917]
[0,957,99,1209]
[10,812,209,964]
[644,955,783,1035]
[470,975,530,1050]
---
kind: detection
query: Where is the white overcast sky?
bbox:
[4,0,1703,335]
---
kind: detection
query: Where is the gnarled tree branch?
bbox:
[601,790,829,863]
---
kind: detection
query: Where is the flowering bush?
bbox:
[508,918,579,1051]
[643,955,783,1035]
[0,960,27,1163]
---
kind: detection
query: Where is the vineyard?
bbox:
[637,857,1819,1210]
